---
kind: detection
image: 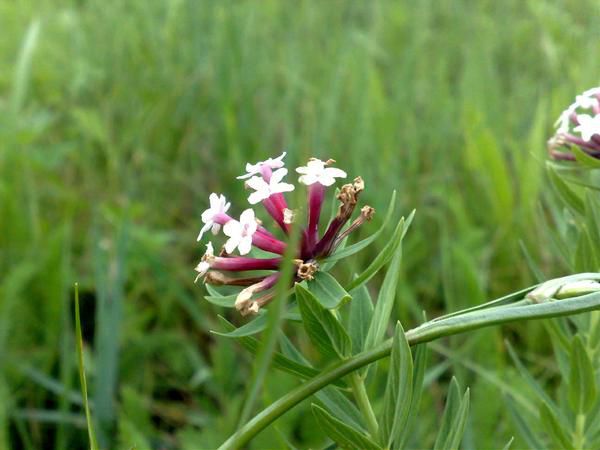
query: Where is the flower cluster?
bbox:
[548,87,600,160]
[194,153,374,315]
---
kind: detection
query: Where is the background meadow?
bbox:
[2,0,599,448]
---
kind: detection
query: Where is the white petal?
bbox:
[223,220,241,238]
[240,208,256,224]
[296,166,309,175]
[307,159,325,170]
[246,176,268,191]
[238,237,253,255]
[248,190,267,204]
[318,175,336,186]
[273,182,295,193]
[270,168,288,184]
[210,223,221,235]
[197,222,212,241]
[324,167,347,179]
[224,236,240,254]
[299,174,319,185]
[271,151,287,168]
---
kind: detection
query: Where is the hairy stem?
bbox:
[218,290,600,450]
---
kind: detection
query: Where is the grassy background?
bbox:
[1,0,599,448]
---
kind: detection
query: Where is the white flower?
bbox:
[555,87,600,134]
[197,193,231,241]
[296,158,347,186]
[574,114,600,141]
[194,242,214,282]
[223,209,258,255]
[237,152,287,180]
[245,168,295,204]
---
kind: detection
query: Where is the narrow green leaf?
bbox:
[364,236,406,351]
[74,284,99,450]
[433,377,461,450]
[216,316,346,385]
[380,322,413,448]
[349,284,374,353]
[574,226,598,272]
[211,310,300,338]
[397,344,428,449]
[440,388,470,450]
[568,335,597,414]
[324,191,397,263]
[306,271,351,309]
[211,313,269,338]
[539,403,573,450]
[572,145,600,169]
[296,284,351,359]
[547,165,584,215]
[205,294,237,308]
[505,395,544,450]
[311,404,382,450]
[345,209,414,292]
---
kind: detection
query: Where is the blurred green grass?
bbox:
[1,0,599,448]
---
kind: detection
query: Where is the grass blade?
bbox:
[74,284,99,450]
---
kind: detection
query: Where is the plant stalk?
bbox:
[349,373,379,438]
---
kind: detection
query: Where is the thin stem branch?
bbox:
[349,373,379,438]
[218,290,600,450]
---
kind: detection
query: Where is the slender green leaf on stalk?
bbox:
[311,404,382,450]
[572,146,600,169]
[574,226,598,273]
[433,377,461,450]
[505,340,564,420]
[345,209,414,292]
[568,335,597,414]
[585,191,600,249]
[349,284,374,353]
[74,284,99,450]
[216,317,346,386]
[539,403,573,450]
[306,272,351,309]
[380,322,413,448]
[211,310,300,338]
[204,293,237,308]
[504,395,544,450]
[364,242,405,352]
[547,166,584,215]
[397,344,428,449]
[324,191,396,263]
[296,284,351,359]
[501,437,515,450]
[439,388,470,450]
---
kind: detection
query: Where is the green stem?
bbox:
[218,290,600,450]
[349,373,379,438]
